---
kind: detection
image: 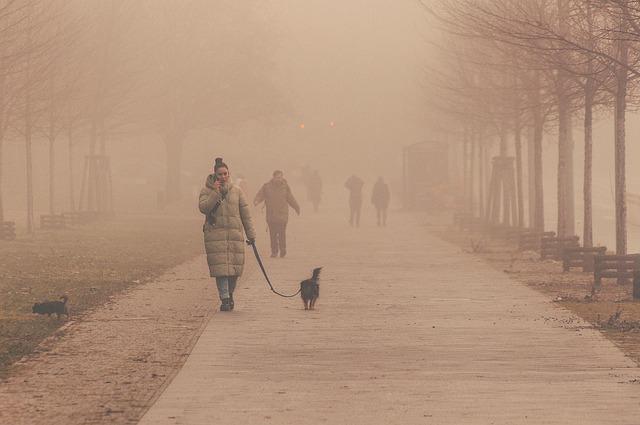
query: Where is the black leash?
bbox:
[247,240,301,298]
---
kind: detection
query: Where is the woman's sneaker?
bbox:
[229,295,234,311]
[220,298,231,312]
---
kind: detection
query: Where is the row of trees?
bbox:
[0,0,285,233]
[424,0,640,255]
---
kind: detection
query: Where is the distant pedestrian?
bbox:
[308,170,323,212]
[371,177,390,226]
[344,174,364,227]
[254,170,300,258]
[199,158,256,312]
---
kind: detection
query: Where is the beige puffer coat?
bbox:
[199,175,257,277]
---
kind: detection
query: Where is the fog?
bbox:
[3,0,640,253]
[2,0,429,225]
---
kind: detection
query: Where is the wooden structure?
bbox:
[562,246,607,272]
[519,231,555,251]
[402,141,450,210]
[40,214,66,230]
[0,221,15,240]
[594,254,640,287]
[61,211,96,225]
[485,156,518,227]
[632,269,640,299]
[540,235,579,260]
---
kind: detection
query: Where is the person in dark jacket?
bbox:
[371,176,391,226]
[199,158,256,312]
[254,170,300,258]
[344,174,364,227]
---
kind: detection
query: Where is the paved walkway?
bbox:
[139,210,640,425]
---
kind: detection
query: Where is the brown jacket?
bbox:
[254,178,300,223]
[199,175,256,277]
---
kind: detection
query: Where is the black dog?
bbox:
[300,267,322,310]
[32,295,69,319]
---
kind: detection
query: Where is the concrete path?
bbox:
[139,210,640,425]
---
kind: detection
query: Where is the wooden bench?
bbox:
[632,269,640,299]
[562,246,607,272]
[40,214,66,230]
[518,231,555,251]
[594,254,640,287]
[0,221,15,240]
[540,235,579,260]
[61,211,100,225]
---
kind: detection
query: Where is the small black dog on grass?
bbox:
[300,267,322,310]
[32,295,69,319]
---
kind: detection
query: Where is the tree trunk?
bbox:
[614,56,628,255]
[556,95,574,237]
[583,89,594,248]
[499,123,509,224]
[87,117,98,211]
[478,137,484,219]
[25,81,34,232]
[462,134,469,213]
[583,2,596,248]
[566,113,575,237]
[499,122,508,157]
[49,137,55,215]
[0,138,3,223]
[98,122,108,212]
[25,6,34,233]
[514,118,524,228]
[527,125,535,229]
[533,106,544,232]
[164,135,184,203]
[556,0,575,238]
[26,122,34,233]
[68,124,75,212]
[470,132,476,216]
[48,70,57,216]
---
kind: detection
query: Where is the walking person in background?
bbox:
[345,174,364,227]
[254,170,300,258]
[308,170,323,212]
[371,176,391,226]
[199,158,256,312]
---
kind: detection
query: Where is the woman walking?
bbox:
[199,158,256,311]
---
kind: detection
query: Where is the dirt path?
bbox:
[137,211,640,425]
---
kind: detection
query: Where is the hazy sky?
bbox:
[265,0,430,179]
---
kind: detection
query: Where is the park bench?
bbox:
[594,254,640,287]
[540,235,579,260]
[632,270,640,299]
[518,231,555,251]
[62,211,84,225]
[40,214,66,230]
[61,211,102,225]
[562,246,607,272]
[0,221,15,240]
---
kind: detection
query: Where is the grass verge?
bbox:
[0,214,202,377]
